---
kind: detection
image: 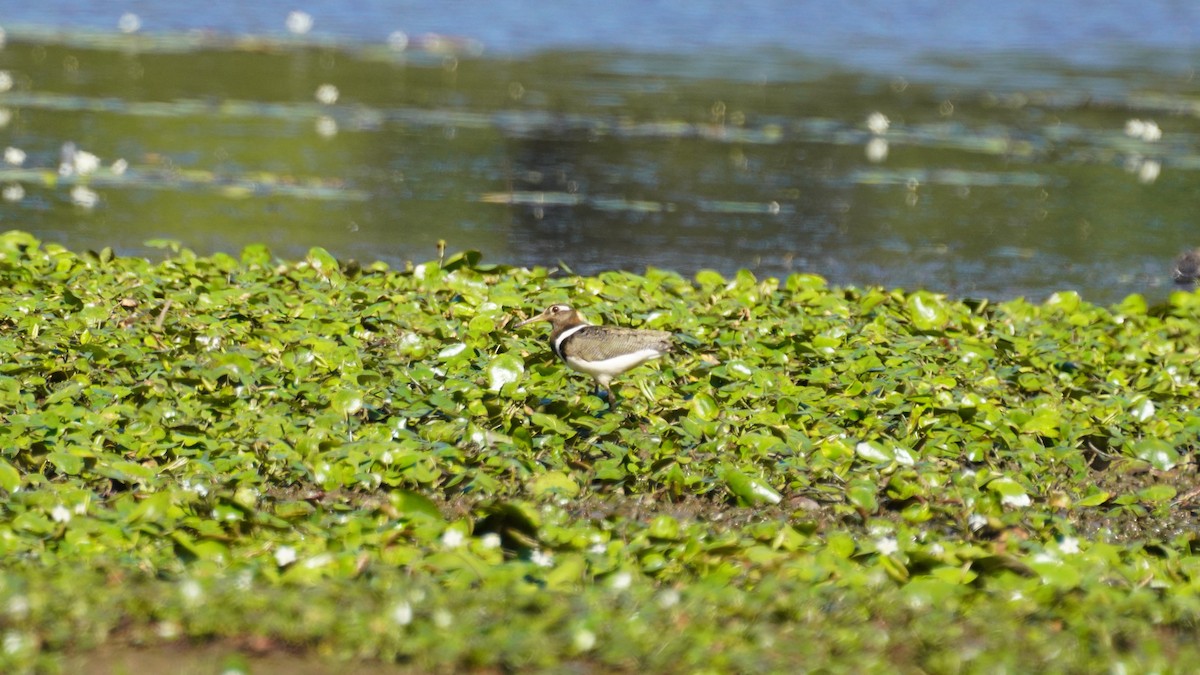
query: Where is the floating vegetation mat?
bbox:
[0,230,1198,671]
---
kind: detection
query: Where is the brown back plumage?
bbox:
[559,325,674,362]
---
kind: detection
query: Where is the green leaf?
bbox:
[1074,491,1111,508]
[690,393,719,421]
[1137,485,1176,504]
[391,490,443,521]
[530,412,575,437]
[1132,439,1179,471]
[0,459,21,493]
[907,291,948,331]
[846,480,878,513]
[531,471,580,499]
[331,389,364,417]
[723,467,782,506]
[488,353,525,392]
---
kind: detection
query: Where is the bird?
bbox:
[514,303,674,404]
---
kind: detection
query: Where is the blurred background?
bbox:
[1,1,1198,303]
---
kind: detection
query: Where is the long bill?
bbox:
[514,310,552,328]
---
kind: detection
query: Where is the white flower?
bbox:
[50,505,71,523]
[180,579,204,605]
[392,601,413,626]
[866,112,890,135]
[1059,537,1080,555]
[967,514,988,532]
[656,589,680,609]
[274,545,297,566]
[609,571,632,591]
[2,184,24,202]
[73,150,101,175]
[0,72,12,93]
[875,536,899,556]
[315,84,339,105]
[480,533,501,549]
[441,528,464,549]
[530,549,553,567]
[111,158,128,175]
[3,147,25,166]
[1124,119,1161,142]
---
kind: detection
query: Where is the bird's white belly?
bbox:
[564,349,662,378]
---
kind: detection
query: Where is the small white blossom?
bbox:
[609,571,632,591]
[274,545,297,566]
[866,111,890,135]
[180,579,204,605]
[480,533,501,549]
[50,504,71,523]
[0,72,12,93]
[392,601,413,626]
[1124,119,1161,142]
[3,147,25,166]
[2,184,24,202]
[968,514,988,532]
[441,528,465,549]
[73,150,101,175]
[656,589,680,609]
[1059,537,1080,555]
[111,158,128,175]
[875,536,899,556]
[530,549,553,567]
[315,84,339,105]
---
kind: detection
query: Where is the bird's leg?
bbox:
[595,376,616,408]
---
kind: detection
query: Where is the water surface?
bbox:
[1,3,1199,303]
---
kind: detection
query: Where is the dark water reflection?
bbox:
[0,19,1198,304]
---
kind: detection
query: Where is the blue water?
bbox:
[9,0,1200,73]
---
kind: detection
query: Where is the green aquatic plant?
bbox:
[0,231,1197,671]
